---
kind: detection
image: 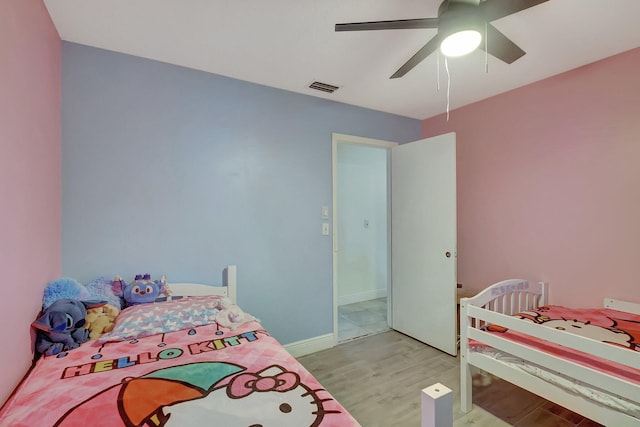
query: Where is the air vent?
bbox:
[308,81,340,94]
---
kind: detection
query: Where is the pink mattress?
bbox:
[0,318,360,426]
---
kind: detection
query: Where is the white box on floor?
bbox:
[421,383,453,427]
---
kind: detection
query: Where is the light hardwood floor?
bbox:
[297,330,603,427]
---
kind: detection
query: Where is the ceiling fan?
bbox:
[335,0,549,79]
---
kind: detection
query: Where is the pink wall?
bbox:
[0,0,61,405]
[423,48,640,307]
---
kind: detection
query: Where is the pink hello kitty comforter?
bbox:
[0,305,360,427]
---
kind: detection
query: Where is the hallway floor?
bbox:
[338,297,389,343]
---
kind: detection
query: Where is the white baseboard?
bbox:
[338,288,387,306]
[284,333,337,358]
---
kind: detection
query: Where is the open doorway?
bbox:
[332,132,458,353]
[332,133,397,343]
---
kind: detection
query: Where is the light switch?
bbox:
[321,206,329,219]
[322,222,329,235]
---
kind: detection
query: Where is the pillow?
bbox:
[98,295,228,343]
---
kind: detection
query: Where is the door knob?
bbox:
[445,251,451,258]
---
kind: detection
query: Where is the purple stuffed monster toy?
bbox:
[122,274,166,306]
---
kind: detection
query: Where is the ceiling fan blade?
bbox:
[390,35,440,79]
[335,18,438,32]
[479,24,525,64]
[480,0,549,22]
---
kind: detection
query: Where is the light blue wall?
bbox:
[62,42,421,344]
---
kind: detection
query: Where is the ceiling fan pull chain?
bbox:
[437,51,441,92]
[485,21,489,73]
[445,56,451,122]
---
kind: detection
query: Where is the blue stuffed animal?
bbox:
[123,274,166,306]
[42,277,91,310]
[32,299,106,356]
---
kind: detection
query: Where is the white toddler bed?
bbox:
[459,279,640,426]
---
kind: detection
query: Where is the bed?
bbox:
[459,279,640,426]
[0,265,361,427]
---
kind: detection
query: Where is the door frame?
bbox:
[331,133,398,343]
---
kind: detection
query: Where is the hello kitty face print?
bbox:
[161,365,338,427]
[55,362,342,427]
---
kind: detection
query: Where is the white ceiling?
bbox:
[44,0,640,120]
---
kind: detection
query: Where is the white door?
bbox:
[391,133,457,356]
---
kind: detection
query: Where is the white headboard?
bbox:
[168,265,237,304]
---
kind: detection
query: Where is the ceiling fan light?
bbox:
[440,30,482,57]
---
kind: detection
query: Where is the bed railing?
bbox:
[460,280,546,412]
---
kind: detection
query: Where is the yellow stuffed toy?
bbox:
[84,304,119,340]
